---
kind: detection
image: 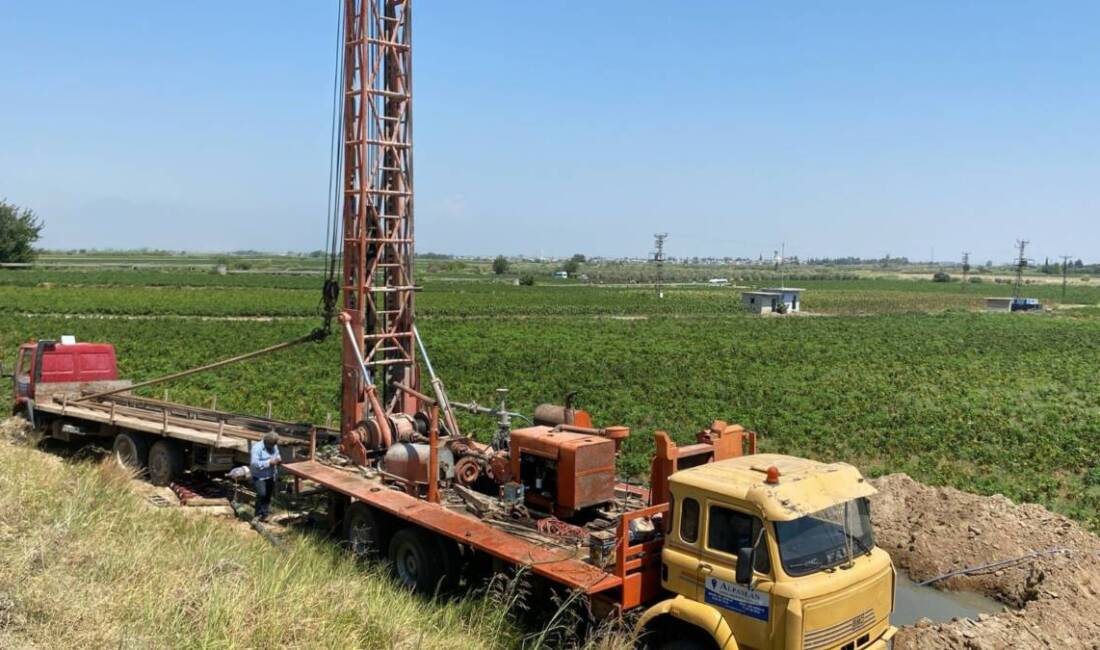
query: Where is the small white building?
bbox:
[742,287,803,314]
[553,271,569,279]
[986,296,1042,312]
[707,278,729,286]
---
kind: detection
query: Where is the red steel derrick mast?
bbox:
[340,0,419,445]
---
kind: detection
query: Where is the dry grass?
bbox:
[0,420,634,649]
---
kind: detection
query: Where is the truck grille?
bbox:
[804,608,875,650]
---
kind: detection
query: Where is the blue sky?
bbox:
[2,1,1097,263]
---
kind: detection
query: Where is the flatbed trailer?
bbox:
[32,392,335,485]
[286,459,629,595]
[11,337,335,485]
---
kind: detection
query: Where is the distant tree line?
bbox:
[804,256,911,266]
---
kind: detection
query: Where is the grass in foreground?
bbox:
[0,427,630,649]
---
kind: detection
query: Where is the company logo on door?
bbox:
[704,576,769,621]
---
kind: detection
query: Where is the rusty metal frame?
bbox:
[342,0,418,438]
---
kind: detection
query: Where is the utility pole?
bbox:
[961,251,970,290]
[780,242,786,288]
[652,233,668,298]
[1012,239,1029,300]
[1060,254,1073,300]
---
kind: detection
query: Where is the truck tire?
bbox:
[113,432,150,471]
[344,502,382,557]
[433,535,462,592]
[654,632,719,650]
[387,527,447,595]
[148,440,184,487]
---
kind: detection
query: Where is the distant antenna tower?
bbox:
[652,233,668,298]
[1060,254,1073,300]
[961,251,971,289]
[1012,239,1030,300]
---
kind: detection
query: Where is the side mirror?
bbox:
[735,547,754,585]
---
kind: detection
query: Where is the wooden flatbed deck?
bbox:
[284,459,623,594]
[36,392,335,453]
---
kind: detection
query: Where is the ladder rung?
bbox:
[343,236,413,243]
[365,189,411,196]
[366,358,413,368]
[365,37,410,51]
[344,87,408,99]
[370,285,417,293]
[342,284,416,291]
[365,138,411,148]
[367,88,410,100]
[362,331,414,341]
[343,139,410,148]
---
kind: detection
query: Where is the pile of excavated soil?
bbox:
[871,474,1100,649]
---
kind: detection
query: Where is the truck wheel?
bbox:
[433,535,462,592]
[654,633,718,650]
[344,502,382,557]
[148,440,184,486]
[113,432,149,471]
[387,527,446,595]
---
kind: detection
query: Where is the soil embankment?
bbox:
[872,474,1100,649]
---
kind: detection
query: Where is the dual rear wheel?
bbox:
[344,501,459,595]
[112,432,183,486]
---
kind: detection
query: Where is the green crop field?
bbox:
[2,264,1100,532]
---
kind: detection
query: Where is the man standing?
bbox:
[250,432,281,522]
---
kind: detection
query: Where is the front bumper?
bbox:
[866,626,898,650]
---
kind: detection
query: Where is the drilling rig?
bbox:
[11,3,901,647]
[282,3,900,648]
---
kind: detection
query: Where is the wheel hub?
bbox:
[399,548,419,582]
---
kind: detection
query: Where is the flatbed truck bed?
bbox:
[285,459,630,594]
[36,392,331,453]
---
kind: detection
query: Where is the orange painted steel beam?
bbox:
[285,460,622,594]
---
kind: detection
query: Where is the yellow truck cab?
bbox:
[640,454,898,650]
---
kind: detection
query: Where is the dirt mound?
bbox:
[871,474,1100,649]
[0,417,37,446]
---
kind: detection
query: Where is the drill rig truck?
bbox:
[7,2,898,648]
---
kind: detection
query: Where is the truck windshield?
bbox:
[774,498,874,577]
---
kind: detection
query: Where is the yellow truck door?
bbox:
[697,500,775,649]
[663,494,706,599]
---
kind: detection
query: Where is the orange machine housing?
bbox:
[509,426,615,518]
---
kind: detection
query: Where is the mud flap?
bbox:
[23,399,36,430]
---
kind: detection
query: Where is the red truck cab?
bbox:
[12,339,119,407]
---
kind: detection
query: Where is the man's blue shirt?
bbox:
[250,441,281,480]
